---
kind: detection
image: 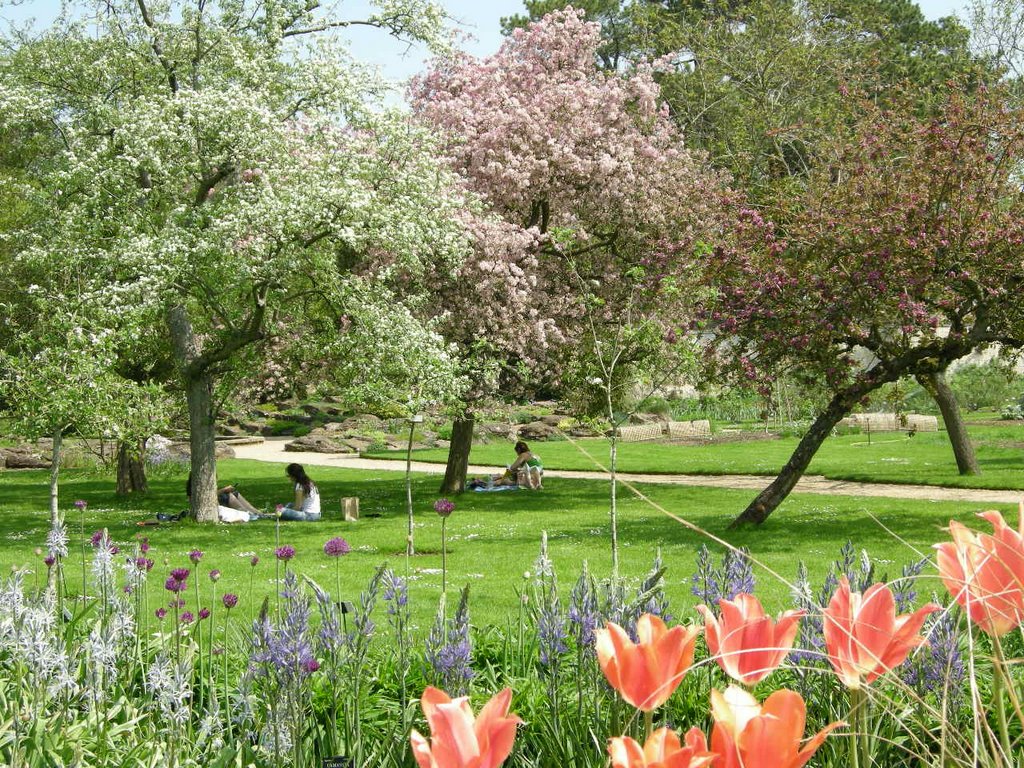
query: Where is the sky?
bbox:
[0,0,979,92]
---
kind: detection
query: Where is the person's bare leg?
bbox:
[228,492,261,514]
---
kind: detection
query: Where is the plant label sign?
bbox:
[323,758,353,768]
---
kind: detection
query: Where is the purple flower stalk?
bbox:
[139,537,150,553]
[188,549,204,564]
[275,545,295,562]
[156,608,167,619]
[43,555,56,568]
[433,498,455,517]
[90,530,104,548]
[199,608,211,620]
[209,569,221,582]
[323,537,350,557]
[170,568,190,581]
[223,593,239,609]
[181,611,194,624]
[165,577,187,593]
[303,658,320,673]
[250,555,260,567]
[74,499,87,510]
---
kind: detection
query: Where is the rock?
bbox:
[337,414,384,431]
[218,425,245,437]
[481,421,513,436]
[168,442,236,460]
[567,423,600,437]
[537,414,564,427]
[516,421,558,441]
[321,422,347,434]
[0,447,49,469]
[435,439,450,449]
[285,432,353,453]
[341,437,373,453]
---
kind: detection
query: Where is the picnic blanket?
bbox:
[473,484,520,493]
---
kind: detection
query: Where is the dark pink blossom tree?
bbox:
[695,85,1024,527]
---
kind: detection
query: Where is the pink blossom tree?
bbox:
[412,7,726,570]
[695,84,1024,527]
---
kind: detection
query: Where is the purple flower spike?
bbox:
[222,593,238,609]
[170,568,190,581]
[199,608,211,620]
[323,537,350,557]
[74,500,87,510]
[188,549,204,564]
[433,498,455,517]
[303,658,321,673]
[155,607,167,619]
[209,569,221,582]
[43,555,56,567]
[90,530,104,547]
[139,537,150,553]
[250,555,260,567]
[165,577,187,593]
[180,611,194,624]
[275,545,295,562]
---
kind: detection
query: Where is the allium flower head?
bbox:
[165,577,187,593]
[223,593,238,609]
[90,530,104,547]
[433,498,455,517]
[250,555,260,567]
[188,549,204,564]
[275,545,296,562]
[74,499,87,510]
[323,537,350,557]
[209,569,221,582]
[303,658,321,673]
[181,611,194,624]
[171,568,190,581]
[155,608,167,619]
[199,608,210,620]
[138,537,150,553]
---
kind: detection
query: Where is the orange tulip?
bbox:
[596,613,700,712]
[410,686,521,768]
[697,593,805,685]
[935,506,1024,637]
[823,577,938,689]
[609,727,717,768]
[710,685,842,768]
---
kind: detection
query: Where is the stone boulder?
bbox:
[168,442,236,460]
[517,421,558,441]
[0,447,50,469]
[285,431,354,454]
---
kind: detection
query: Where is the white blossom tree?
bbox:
[0,0,470,521]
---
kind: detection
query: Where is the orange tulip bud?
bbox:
[596,613,700,712]
[936,506,1024,637]
[609,727,717,768]
[410,687,521,768]
[823,577,938,689]
[710,686,842,768]
[697,593,804,686]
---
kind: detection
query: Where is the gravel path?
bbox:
[231,438,1023,506]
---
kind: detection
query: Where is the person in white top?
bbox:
[279,463,321,521]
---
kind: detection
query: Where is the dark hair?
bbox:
[286,463,314,493]
[514,441,529,454]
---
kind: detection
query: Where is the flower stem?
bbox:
[849,686,863,768]
[644,709,653,742]
[992,641,1012,758]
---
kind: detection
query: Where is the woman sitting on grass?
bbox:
[487,441,543,489]
[279,463,322,521]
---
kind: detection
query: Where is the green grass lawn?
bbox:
[0,457,1010,632]
[369,421,1024,489]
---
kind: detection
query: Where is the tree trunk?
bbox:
[439,415,475,495]
[730,388,864,528]
[405,419,416,557]
[609,434,619,581]
[915,371,980,475]
[116,439,149,495]
[167,304,220,523]
[185,372,219,522]
[48,428,62,591]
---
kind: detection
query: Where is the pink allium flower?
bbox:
[188,549,204,564]
[250,555,260,567]
[275,545,296,562]
[181,611,194,624]
[165,577,187,593]
[43,555,56,567]
[74,500,87,510]
[199,608,211,620]
[155,608,167,619]
[223,593,239,609]
[209,569,221,582]
[170,568,190,581]
[303,658,321,673]
[433,499,455,517]
[323,537,351,557]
